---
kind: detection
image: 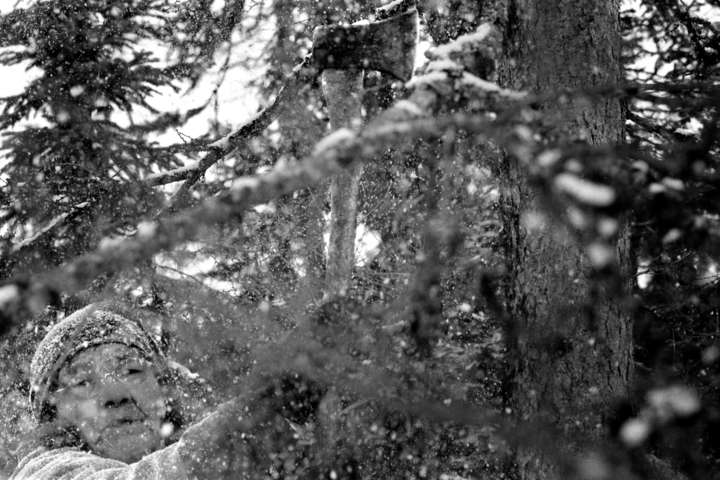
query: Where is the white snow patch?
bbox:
[406,70,448,88]
[0,285,20,308]
[648,182,666,194]
[703,345,720,364]
[12,212,71,253]
[537,149,562,168]
[648,385,701,419]
[321,214,382,268]
[586,242,615,268]
[637,258,653,289]
[554,174,616,207]
[514,125,534,142]
[230,176,261,196]
[662,177,684,191]
[183,256,217,276]
[98,235,125,252]
[466,181,478,195]
[632,160,649,173]
[620,418,650,447]
[415,38,432,71]
[69,85,85,97]
[208,133,231,150]
[376,0,409,14]
[697,261,718,287]
[253,203,276,214]
[355,224,381,267]
[458,303,472,313]
[168,360,201,380]
[313,128,355,156]
[393,100,425,117]
[145,163,200,184]
[136,221,156,239]
[597,217,619,237]
[461,73,527,99]
[426,59,462,72]
[566,206,588,229]
[159,422,175,438]
[427,23,495,59]
[210,0,225,14]
[661,228,683,244]
[56,110,70,124]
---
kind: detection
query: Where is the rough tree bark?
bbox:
[497,1,632,479]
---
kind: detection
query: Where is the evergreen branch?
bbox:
[3,47,714,336]
[159,57,317,214]
[127,102,211,134]
[9,203,92,256]
[0,9,32,48]
[0,36,609,333]
[0,103,510,333]
[145,162,202,186]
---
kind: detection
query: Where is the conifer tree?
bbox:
[0,0,242,276]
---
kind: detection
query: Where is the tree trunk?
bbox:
[498,1,632,478]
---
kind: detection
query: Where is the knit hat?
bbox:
[30,302,167,421]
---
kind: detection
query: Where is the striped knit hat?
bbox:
[30,302,167,421]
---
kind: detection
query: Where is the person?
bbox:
[10,301,316,480]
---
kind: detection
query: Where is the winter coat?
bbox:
[10,443,187,480]
[10,398,255,480]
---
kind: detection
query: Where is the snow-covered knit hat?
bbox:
[30,302,167,422]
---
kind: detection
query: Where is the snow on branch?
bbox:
[144,163,202,186]
[426,23,498,60]
[460,73,528,100]
[554,173,617,207]
[10,203,90,254]
[159,59,315,212]
[407,65,527,103]
[0,107,515,333]
[375,0,416,19]
[0,15,535,332]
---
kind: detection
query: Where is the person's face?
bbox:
[50,343,166,463]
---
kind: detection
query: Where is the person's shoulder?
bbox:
[9,446,124,479]
[11,447,69,479]
[10,444,187,480]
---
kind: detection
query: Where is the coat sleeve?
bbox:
[10,396,298,480]
[9,444,188,480]
[9,402,259,480]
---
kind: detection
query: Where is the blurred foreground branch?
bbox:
[5,74,706,333]
[0,100,523,333]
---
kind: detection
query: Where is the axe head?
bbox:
[311,8,418,82]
